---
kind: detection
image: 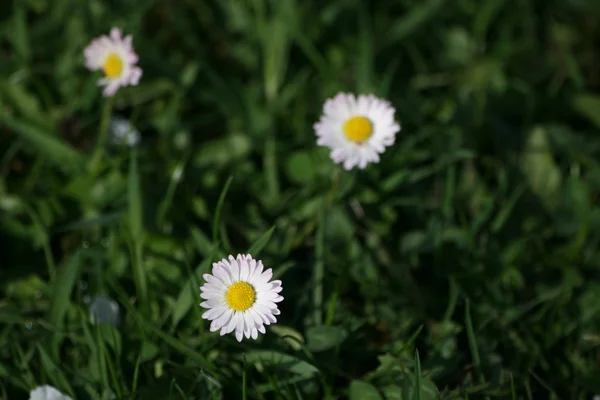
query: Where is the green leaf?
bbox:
[285,150,319,185]
[572,93,600,129]
[402,376,440,400]
[382,385,403,400]
[3,116,82,173]
[306,325,347,352]
[521,126,562,211]
[243,351,319,376]
[349,380,383,400]
[0,80,45,125]
[140,341,159,362]
[247,225,276,256]
[47,250,82,328]
[269,325,305,351]
[171,257,212,329]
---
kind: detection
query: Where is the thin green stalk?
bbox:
[313,211,325,325]
[313,168,342,325]
[242,355,247,400]
[90,96,115,175]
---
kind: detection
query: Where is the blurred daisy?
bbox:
[200,254,283,342]
[89,294,120,327]
[314,93,400,170]
[29,385,72,400]
[109,116,140,147]
[84,27,142,97]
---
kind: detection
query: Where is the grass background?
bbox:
[2,0,600,398]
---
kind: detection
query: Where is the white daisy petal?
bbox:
[29,385,73,400]
[255,269,273,285]
[83,27,142,97]
[213,263,232,285]
[239,258,250,281]
[202,305,227,321]
[228,255,240,281]
[247,258,258,279]
[199,254,283,341]
[235,329,244,342]
[203,274,226,288]
[209,310,231,332]
[223,315,238,334]
[314,92,400,170]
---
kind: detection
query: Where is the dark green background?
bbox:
[2,0,600,398]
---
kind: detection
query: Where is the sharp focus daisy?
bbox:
[84,28,142,97]
[29,385,72,400]
[314,93,401,170]
[200,254,283,342]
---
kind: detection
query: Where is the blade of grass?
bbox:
[2,115,82,173]
[414,349,421,400]
[212,176,233,244]
[131,354,142,398]
[247,225,276,256]
[128,149,147,307]
[37,345,74,397]
[95,321,109,388]
[313,210,325,325]
[47,250,82,329]
[242,355,247,400]
[128,148,143,240]
[170,256,213,330]
[465,299,485,384]
[510,373,516,400]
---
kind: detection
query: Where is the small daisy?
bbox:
[84,27,142,97]
[200,254,283,342]
[314,93,401,170]
[29,385,72,400]
[109,116,140,147]
[89,294,120,327]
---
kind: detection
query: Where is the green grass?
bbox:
[2,0,600,398]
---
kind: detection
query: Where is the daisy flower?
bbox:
[29,385,72,400]
[109,116,140,147]
[314,93,401,170]
[84,28,142,97]
[89,294,120,327]
[200,254,283,342]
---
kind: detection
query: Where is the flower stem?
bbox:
[90,96,115,175]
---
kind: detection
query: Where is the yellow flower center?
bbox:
[343,116,373,143]
[226,282,256,311]
[103,53,123,78]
